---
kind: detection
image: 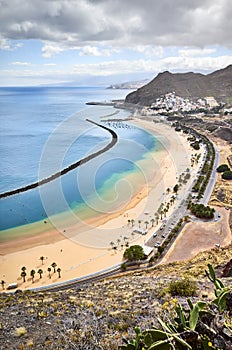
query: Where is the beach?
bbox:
[0,117,200,290]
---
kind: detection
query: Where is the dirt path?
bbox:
[161,207,232,264]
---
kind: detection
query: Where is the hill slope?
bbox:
[0,244,231,349]
[125,65,232,106]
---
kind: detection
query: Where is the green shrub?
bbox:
[190,203,215,219]
[217,164,230,173]
[123,245,146,262]
[168,278,197,297]
[222,170,232,180]
[121,263,127,271]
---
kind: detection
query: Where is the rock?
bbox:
[221,259,232,277]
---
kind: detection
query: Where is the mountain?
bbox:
[107,79,150,90]
[125,65,232,106]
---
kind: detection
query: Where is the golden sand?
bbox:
[0,118,203,290]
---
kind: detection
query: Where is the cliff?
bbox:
[125,65,232,106]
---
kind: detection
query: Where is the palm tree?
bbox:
[51,262,57,273]
[116,238,121,246]
[127,219,131,227]
[37,269,43,279]
[131,219,135,227]
[21,266,26,272]
[151,218,155,227]
[110,241,115,249]
[1,280,6,290]
[57,268,61,278]
[40,256,45,265]
[21,271,27,283]
[155,213,159,225]
[138,220,141,228]
[144,221,149,229]
[47,267,52,279]
[30,269,36,283]
[160,210,163,220]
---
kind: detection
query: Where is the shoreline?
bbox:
[0,118,199,290]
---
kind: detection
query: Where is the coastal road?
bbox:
[145,203,187,248]
[200,141,219,205]
[146,136,220,250]
[29,264,123,293]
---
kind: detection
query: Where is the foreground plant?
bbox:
[119,264,232,349]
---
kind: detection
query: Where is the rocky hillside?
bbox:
[125,65,232,106]
[0,244,231,349]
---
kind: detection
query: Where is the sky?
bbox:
[0,0,232,86]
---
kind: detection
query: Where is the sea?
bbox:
[0,86,159,235]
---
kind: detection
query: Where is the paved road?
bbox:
[146,138,218,249]
[200,141,219,205]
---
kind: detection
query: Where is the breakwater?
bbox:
[0,119,118,199]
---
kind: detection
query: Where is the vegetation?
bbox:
[190,140,200,150]
[222,170,232,180]
[30,270,36,283]
[0,247,231,349]
[57,268,61,278]
[190,203,215,219]
[37,269,43,279]
[47,267,51,279]
[217,164,230,173]
[51,262,57,273]
[40,256,45,265]
[21,271,27,283]
[173,184,179,193]
[167,278,197,297]
[123,245,146,262]
[118,264,232,349]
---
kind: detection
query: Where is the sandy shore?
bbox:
[0,118,198,290]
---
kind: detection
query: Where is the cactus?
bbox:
[118,264,231,350]
[205,263,224,291]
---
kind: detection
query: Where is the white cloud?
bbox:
[1,54,231,86]
[79,45,120,57]
[79,46,102,56]
[133,45,164,58]
[0,0,232,51]
[0,0,231,85]
[42,43,65,58]
[0,36,11,50]
[0,35,22,51]
[10,61,31,66]
[73,55,232,76]
[43,63,57,66]
[179,48,216,57]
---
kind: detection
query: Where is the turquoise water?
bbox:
[0,87,157,232]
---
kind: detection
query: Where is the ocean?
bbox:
[0,86,158,234]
